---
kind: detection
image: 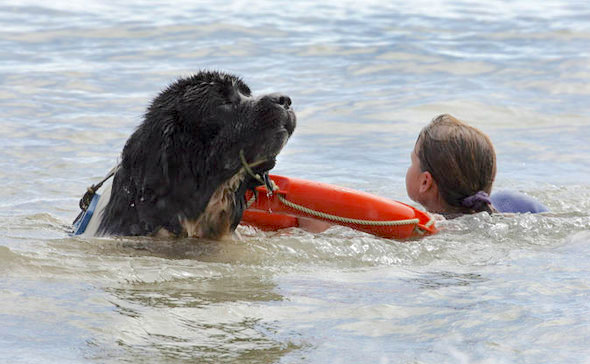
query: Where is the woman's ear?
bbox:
[417,171,445,213]
[419,171,434,193]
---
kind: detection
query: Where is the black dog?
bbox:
[77,71,295,239]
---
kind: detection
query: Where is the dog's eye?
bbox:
[221,86,248,106]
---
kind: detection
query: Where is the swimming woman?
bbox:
[406,114,548,216]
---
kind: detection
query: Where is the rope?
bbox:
[276,193,420,226]
[424,218,435,228]
[246,192,257,209]
[239,150,267,186]
[240,149,274,209]
[78,164,119,211]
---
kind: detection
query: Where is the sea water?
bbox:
[1,1,589,363]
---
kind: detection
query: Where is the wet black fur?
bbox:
[95,71,295,237]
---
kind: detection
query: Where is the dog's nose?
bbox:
[268,93,292,109]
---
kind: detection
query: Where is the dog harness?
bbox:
[72,179,114,236]
[72,193,100,235]
[72,165,118,236]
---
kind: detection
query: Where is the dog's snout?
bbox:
[256,92,296,135]
[268,93,292,109]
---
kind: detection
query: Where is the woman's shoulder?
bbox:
[491,190,549,213]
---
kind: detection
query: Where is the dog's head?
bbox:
[100,71,296,238]
[146,71,296,176]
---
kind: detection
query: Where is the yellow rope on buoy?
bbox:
[275,193,419,226]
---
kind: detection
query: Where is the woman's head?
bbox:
[405,114,497,214]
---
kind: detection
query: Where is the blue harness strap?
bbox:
[72,193,101,235]
[491,190,549,213]
[72,164,119,236]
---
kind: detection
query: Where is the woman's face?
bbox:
[405,146,423,203]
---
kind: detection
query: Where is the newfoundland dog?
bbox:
[74,71,296,239]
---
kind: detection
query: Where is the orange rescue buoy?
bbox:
[240,175,436,240]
